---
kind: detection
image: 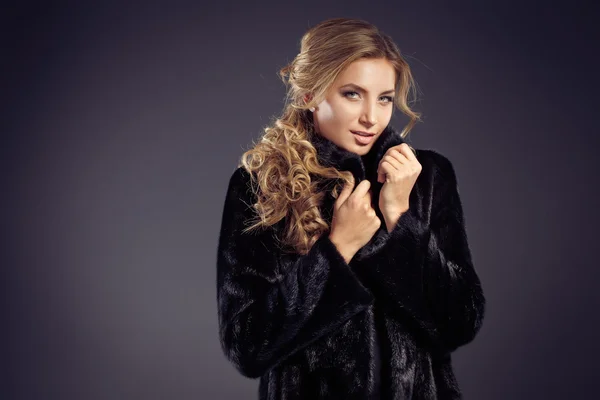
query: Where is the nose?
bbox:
[359,100,378,127]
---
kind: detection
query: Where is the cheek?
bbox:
[319,99,354,125]
[317,101,334,122]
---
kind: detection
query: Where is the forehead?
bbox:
[334,58,396,89]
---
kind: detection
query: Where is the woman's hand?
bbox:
[377,143,422,228]
[328,179,381,263]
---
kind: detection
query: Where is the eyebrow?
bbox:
[340,83,395,95]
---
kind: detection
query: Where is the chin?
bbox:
[353,147,371,156]
[349,142,373,156]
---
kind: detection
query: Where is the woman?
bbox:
[216,17,485,399]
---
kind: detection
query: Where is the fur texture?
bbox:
[216,125,486,399]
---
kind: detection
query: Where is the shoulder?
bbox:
[226,166,256,199]
[412,148,461,211]
[222,166,259,219]
[228,166,251,186]
[415,148,458,184]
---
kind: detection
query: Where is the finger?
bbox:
[381,154,403,171]
[388,147,409,164]
[396,144,421,172]
[373,217,381,229]
[335,179,355,208]
[350,179,371,201]
[364,188,372,204]
[398,143,417,161]
[377,160,397,183]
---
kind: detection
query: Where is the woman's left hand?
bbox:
[377,143,422,221]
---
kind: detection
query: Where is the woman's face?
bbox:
[312,57,396,156]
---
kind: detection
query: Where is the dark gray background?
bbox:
[3,1,599,399]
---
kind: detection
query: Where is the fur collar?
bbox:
[309,124,407,184]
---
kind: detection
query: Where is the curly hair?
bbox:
[239,17,422,255]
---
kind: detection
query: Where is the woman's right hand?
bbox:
[328,179,381,263]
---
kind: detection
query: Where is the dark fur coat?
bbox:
[216,125,486,399]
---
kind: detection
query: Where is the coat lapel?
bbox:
[309,124,407,185]
[309,124,407,217]
[308,125,412,260]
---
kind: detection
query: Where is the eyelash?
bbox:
[343,91,394,103]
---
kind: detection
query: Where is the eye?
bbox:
[342,91,394,104]
[343,90,360,99]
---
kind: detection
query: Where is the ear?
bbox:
[303,93,313,105]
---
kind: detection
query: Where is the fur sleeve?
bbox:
[216,167,374,378]
[360,152,485,354]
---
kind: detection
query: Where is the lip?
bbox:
[351,130,376,136]
[351,130,376,145]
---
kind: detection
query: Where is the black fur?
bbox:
[216,125,486,399]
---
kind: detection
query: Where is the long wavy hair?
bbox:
[239,17,422,255]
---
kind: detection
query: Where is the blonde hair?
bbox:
[239,17,421,255]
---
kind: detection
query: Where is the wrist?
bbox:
[382,204,409,218]
[383,207,409,233]
[328,234,357,264]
